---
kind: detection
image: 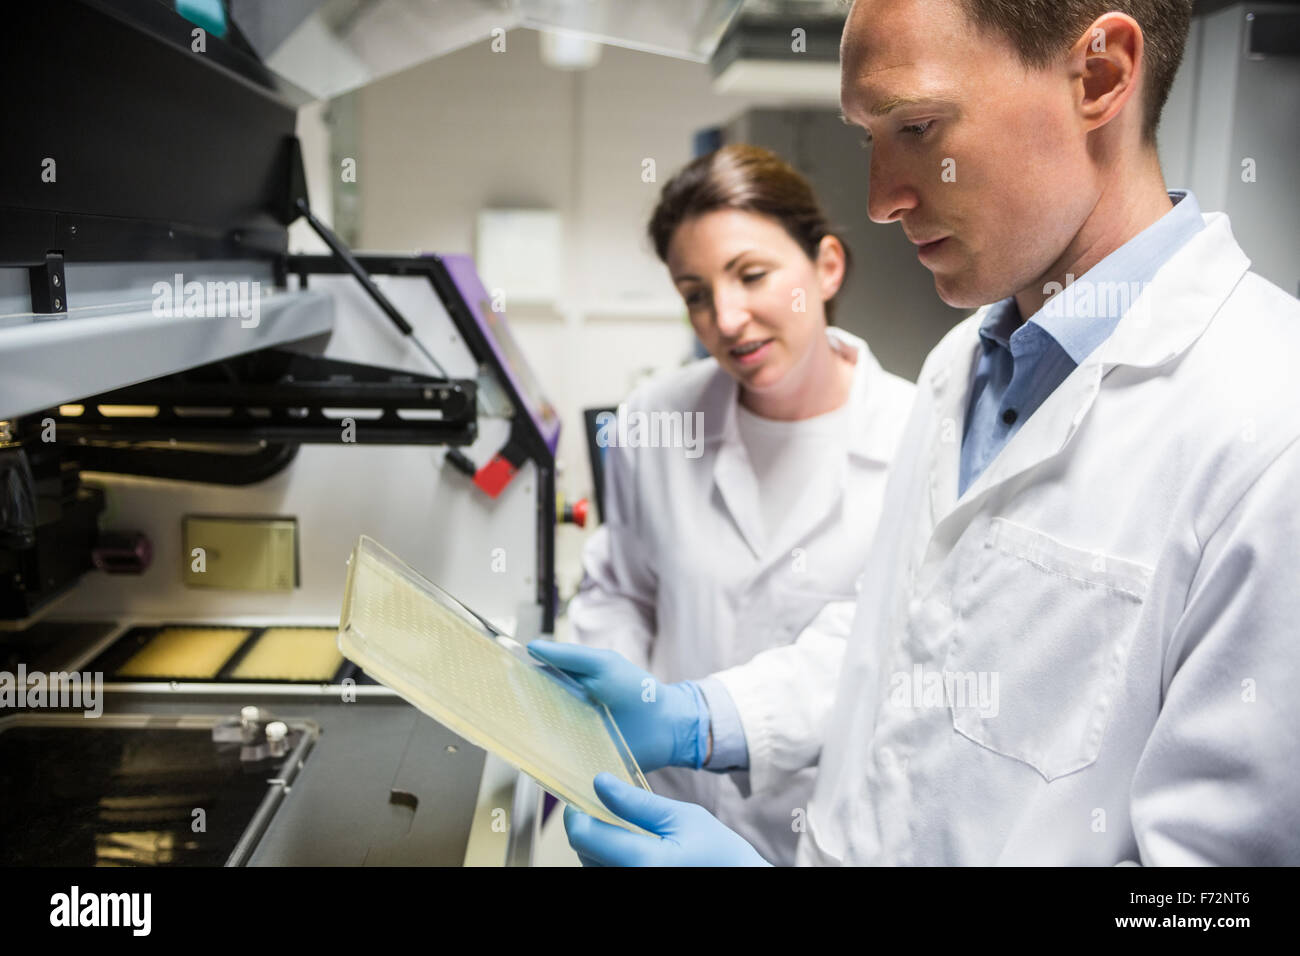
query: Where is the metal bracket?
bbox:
[28,252,67,316]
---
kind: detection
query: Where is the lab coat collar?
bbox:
[1096,212,1248,369]
[972,192,1209,364]
[833,327,902,466]
[924,340,982,528]
[1034,189,1205,365]
[702,327,895,459]
[712,413,767,559]
[927,210,1250,526]
[707,327,889,560]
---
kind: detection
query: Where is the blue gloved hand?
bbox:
[526,640,707,773]
[565,772,770,866]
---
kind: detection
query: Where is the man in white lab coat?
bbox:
[533,0,1300,864]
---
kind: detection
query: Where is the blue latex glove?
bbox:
[527,640,706,773]
[565,772,770,866]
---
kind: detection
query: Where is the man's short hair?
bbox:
[958,1,1194,142]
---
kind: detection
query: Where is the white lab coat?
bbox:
[716,211,1300,865]
[569,327,916,865]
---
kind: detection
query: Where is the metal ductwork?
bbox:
[229,0,746,100]
[710,1,847,102]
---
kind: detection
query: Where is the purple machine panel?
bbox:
[436,253,561,455]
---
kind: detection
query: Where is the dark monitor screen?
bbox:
[583,406,617,524]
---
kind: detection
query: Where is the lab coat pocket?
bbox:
[945,517,1153,781]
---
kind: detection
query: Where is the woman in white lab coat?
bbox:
[567,144,915,865]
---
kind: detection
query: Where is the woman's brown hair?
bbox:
[647,144,852,324]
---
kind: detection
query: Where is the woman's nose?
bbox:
[713,288,750,337]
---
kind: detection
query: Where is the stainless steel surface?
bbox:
[505,771,541,867]
[0,287,335,419]
[220,717,317,868]
[224,718,318,866]
[240,694,486,865]
[85,690,486,866]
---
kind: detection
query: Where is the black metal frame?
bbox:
[67,442,303,488]
[287,254,558,633]
[46,350,477,446]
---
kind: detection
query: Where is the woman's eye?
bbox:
[901,120,934,138]
[741,271,766,284]
[683,290,707,307]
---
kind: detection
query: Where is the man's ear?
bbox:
[816,234,847,301]
[1071,12,1145,136]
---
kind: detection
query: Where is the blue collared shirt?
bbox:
[697,190,1207,772]
[959,190,1204,495]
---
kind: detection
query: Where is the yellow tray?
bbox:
[338,535,652,834]
[228,627,343,681]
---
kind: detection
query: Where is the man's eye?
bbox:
[859,133,873,150]
[901,120,934,138]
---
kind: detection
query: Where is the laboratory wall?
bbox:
[1158,4,1300,298]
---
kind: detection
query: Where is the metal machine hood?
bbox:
[230,0,746,100]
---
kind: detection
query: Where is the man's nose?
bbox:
[866,149,919,224]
